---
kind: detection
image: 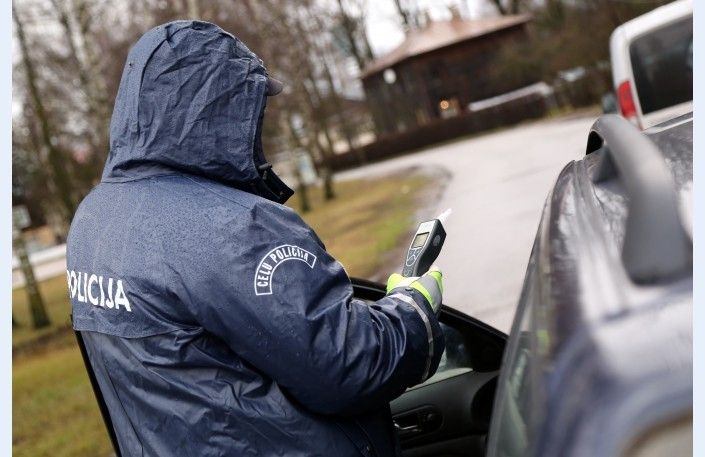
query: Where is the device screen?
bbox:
[412,232,429,248]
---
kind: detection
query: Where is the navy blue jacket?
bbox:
[67,21,444,457]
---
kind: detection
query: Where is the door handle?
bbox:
[393,421,421,433]
[393,419,422,438]
[392,407,442,439]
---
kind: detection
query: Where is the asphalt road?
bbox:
[340,113,597,332]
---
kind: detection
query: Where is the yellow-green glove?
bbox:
[386,265,443,314]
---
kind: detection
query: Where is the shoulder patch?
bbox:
[254,245,317,296]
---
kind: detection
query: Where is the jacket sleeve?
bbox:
[179,203,445,416]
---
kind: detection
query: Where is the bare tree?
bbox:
[72,0,112,135]
[393,0,413,30]
[13,2,77,222]
[13,212,51,329]
[283,116,312,213]
[13,0,383,221]
[246,0,344,200]
[487,0,528,15]
[49,0,111,159]
[302,6,366,163]
[334,0,374,72]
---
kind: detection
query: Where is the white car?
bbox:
[609,0,692,129]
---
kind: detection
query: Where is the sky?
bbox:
[365,0,497,55]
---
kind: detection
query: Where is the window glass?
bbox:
[439,323,470,369]
[486,257,541,457]
[630,17,693,114]
[491,309,532,456]
[356,299,474,385]
[428,322,472,379]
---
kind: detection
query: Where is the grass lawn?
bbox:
[13,332,114,457]
[12,171,433,457]
[13,275,74,347]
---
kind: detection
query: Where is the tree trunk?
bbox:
[393,0,412,30]
[335,0,367,72]
[361,25,375,62]
[322,168,335,200]
[253,0,339,200]
[489,0,508,15]
[323,58,366,164]
[186,0,200,18]
[308,10,367,165]
[51,0,110,164]
[295,65,337,198]
[285,117,311,213]
[13,221,50,329]
[72,0,112,148]
[13,3,77,220]
[510,0,522,14]
[24,117,71,240]
[297,178,311,212]
[301,85,337,201]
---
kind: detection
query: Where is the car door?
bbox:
[352,278,507,457]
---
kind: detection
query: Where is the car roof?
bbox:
[547,113,691,328]
[535,114,692,456]
[609,0,692,87]
[611,0,691,44]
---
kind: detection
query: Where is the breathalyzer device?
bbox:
[402,209,451,277]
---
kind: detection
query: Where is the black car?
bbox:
[79,114,693,456]
[376,113,691,457]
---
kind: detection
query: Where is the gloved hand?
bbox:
[386,266,443,314]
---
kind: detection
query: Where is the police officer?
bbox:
[67,20,444,457]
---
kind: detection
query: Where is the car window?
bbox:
[629,16,693,114]
[405,322,473,390]
[355,297,475,386]
[486,254,543,457]
[412,317,505,389]
[423,322,473,383]
[489,307,532,456]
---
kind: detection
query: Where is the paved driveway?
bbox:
[340,114,597,332]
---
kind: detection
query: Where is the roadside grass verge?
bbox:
[12,171,434,457]
[13,275,73,347]
[13,331,114,457]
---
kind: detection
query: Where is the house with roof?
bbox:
[361,14,533,135]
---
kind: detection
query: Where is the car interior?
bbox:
[352,278,507,457]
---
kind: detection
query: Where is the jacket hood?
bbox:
[103,20,293,203]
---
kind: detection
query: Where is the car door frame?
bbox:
[352,278,508,456]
